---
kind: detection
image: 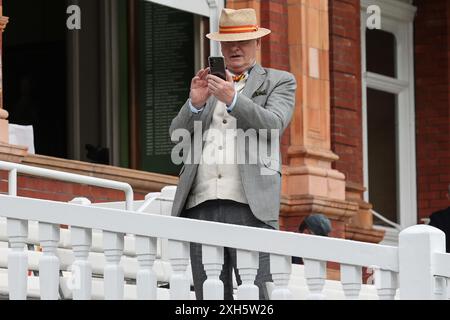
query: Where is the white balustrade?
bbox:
[340,264,362,299]
[169,240,190,300]
[399,225,446,299]
[374,268,397,300]
[270,254,292,300]
[7,218,28,300]
[39,222,60,300]
[434,276,447,300]
[135,236,157,300]
[202,245,224,300]
[69,198,93,300]
[304,259,326,300]
[236,250,259,300]
[103,231,125,300]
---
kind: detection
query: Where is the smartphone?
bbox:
[208,56,226,81]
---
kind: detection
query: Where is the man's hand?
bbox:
[190,68,211,109]
[207,70,235,106]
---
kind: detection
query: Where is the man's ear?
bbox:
[256,38,261,49]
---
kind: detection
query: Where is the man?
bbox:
[292,214,332,264]
[169,8,296,300]
[429,184,450,253]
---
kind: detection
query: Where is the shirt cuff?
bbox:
[189,99,205,114]
[226,90,238,113]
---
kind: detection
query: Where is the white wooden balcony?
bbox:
[0,160,449,300]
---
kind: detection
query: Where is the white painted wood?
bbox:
[341,264,362,299]
[361,0,416,22]
[304,259,326,300]
[38,223,60,300]
[374,269,398,300]
[146,0,210,17]
[434,276,447,300]
[0,195,400,273]
[135,236,157,300]
[432,252,450,278]
[270,254,292,300]
[7,218,28,300]
[169,240,190,300]
[399,225,445,299]
[69,198,92,300]
[207,0,225,57]
[365,72,408,94]
[202,245,224,300]
[236,250,259,300]
[103,231,124,300]
[0,160,134,210]
[361,1,418,231]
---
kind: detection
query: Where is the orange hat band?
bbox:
[219,24,259,34]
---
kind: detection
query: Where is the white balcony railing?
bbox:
[0,161,449,300]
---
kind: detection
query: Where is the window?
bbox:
[360,0,417,244]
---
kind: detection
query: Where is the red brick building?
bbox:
[0,0,448,258]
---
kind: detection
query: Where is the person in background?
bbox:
[292,214,332,264]
[428,184,450,253]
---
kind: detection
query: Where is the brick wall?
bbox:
[328,0,364,187]
[0,171,146,204]
[414,0,450,219]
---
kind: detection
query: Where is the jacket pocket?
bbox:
[260,156,281,176]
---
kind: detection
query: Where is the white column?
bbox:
[374,269,398,300]
[304,259,326,300]
[270,254,292,300]
[340,264,362,300]
[399,225,445,299]
[202,245,224,300]
[7,219,28,300]
[69,198,92,300]
[103,231,124,300]
[236,250,259,300]
[39,223,60,300]
[169,240,190,300]
[207,0,224,57]
[136,236,157,300]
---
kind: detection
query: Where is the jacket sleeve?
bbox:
[169,99,204,140]
[228,72,297,133]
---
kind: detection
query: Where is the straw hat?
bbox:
[206,8,271,42]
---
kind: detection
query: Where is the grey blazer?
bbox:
[169,64,297,229]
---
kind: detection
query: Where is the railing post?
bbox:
[70,196,93,300]
[340,264,362,300]
[202,245,224,300]
[374,269,398,300]
[39,223,60,300]
[399,225,445,299]
[103,231,125,300]
[7,218,28,300]
[136,236,157,300]
[236,250,259,300]
[160,187,176,262]
[304,259,326,300]
[169,240,190,300]
[270,254,292,300]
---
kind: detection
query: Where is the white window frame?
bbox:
[360,0,417,244]
[146,0,224,55]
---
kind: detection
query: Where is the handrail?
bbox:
[0,195,400,272]
[371,209,402,231]
[0,160,134,210]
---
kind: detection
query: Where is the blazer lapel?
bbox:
[242,64,267,99]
